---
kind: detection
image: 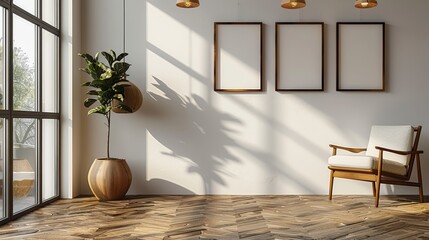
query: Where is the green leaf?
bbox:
[100,69,113,80]
[100,89,115,101]
[95,52,100,61]
[88,62,103,79]
[113,94,124,102]
[116,104,133,113]
[109,50,117,59]
[90,80,107,88]
[106,105,112,113]
[79,68,91,75]
[88,105,107,115]
[81,82,91,87]
[79,53,95,63]
[84,98,97,108]
[113,84,125,93]
[88,108,102,115]
[116,53,128,62]
[97,62,109,71]
[86,90,98,96]
[112,61,131,74]
[101,51,114,66]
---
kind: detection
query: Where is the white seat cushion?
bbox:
[328,155,407,176]
[366,125,414,166]
[328,155,373,169]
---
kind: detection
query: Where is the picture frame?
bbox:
[337,22,385,91]
[214,22,263,92]
[276,22,324,91]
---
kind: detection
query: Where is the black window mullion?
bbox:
[37,118,42,206]
[38,26,42,113]
[1,8,6,113]
[12,5,59,36]
[57,0,61,201]
[6,0,13,221]
[0,0,8,10]
[56,118,60,199]
[11,111,60,119]
[37,5,43,205]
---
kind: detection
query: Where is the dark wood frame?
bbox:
[336,22,385,91]
[214,22,263,92]
[275,22,324,92]
[328,126,424,207]
[0,0,61,226]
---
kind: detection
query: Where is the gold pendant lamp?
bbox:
[281,0,306,9]
[176,0,200,8]
[355,0,378,8]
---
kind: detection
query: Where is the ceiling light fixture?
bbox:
[176,0,200,8]
[281,0,306,9]
[355,0,378,9]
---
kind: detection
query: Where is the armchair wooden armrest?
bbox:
[329,144,367,153]
[375,146,424,155]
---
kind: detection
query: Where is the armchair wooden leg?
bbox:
[329,170,334,200]
[416,154,424,203]
[375,176,382,207]
[419,185,424,203]
[375,150,384,208]
[372,182,376,197]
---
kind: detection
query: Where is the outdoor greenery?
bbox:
[0,45,37,146]
[80,50,132,158]
[13,47,36,111]
[13,47,37,146]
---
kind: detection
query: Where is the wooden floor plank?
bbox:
[0,195,428,239]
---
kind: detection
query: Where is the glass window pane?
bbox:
[13,118,37,213]
[42,119,58,201]
[0,118,5,219]
[13,0,37,16]
[42,0,58,28]
[13,15,37,111]
[42,30,58,112]
[0,8,5,110]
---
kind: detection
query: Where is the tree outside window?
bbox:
[0,42,36,152]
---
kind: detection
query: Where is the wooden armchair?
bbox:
[328,125,424,207]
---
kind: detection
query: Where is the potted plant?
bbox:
[79,50,133,201]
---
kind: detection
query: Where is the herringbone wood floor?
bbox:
[0,195,428,239]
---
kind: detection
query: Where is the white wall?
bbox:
[80,0,429,195]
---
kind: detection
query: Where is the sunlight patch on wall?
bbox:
[146,49,191,97]
[147,2,190,65]
[146,2,211,101]
[146,131,205,194]
[273,95,371,194]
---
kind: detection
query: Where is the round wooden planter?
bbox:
[112,82,143,113]
[88,158,132,201]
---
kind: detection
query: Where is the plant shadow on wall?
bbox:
[143,77,242,193]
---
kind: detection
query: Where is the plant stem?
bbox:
[107,109,111,159]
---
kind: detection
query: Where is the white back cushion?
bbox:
[366,125,414,166]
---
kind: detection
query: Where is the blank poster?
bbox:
[337,23,384,91]
[276,23,324,91]
[215,23,262,91]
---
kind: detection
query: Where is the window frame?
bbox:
[0,0,60,225]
